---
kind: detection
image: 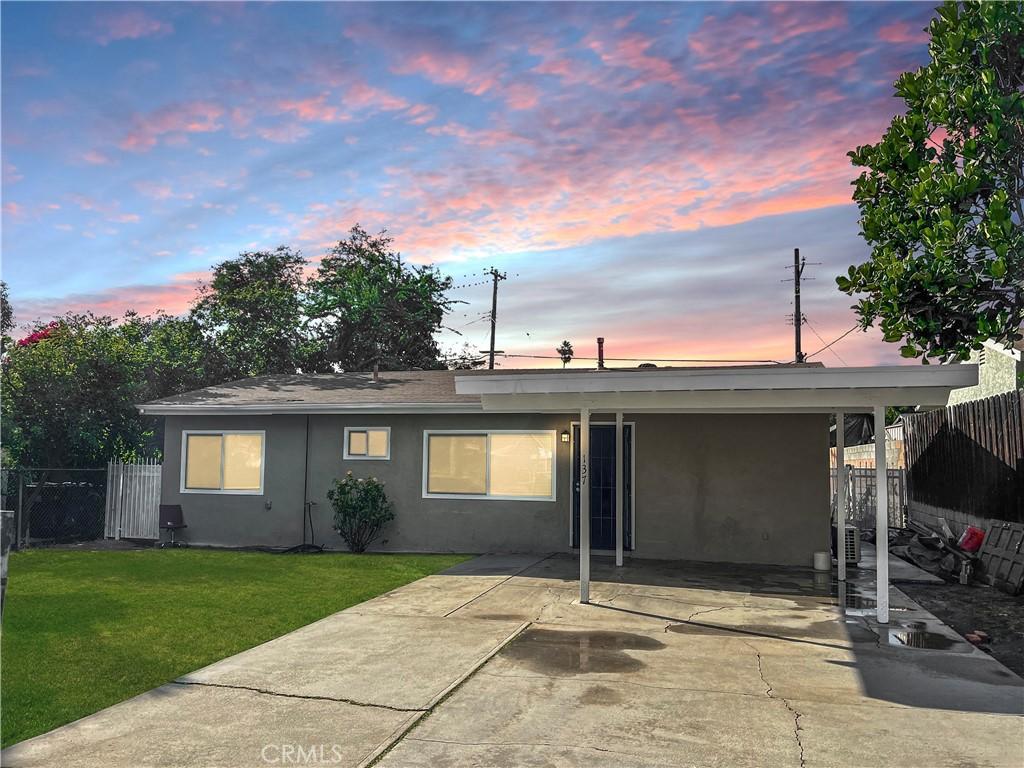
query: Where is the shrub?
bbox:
[327,472,395,553]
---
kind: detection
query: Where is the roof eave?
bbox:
[137,402,483,416]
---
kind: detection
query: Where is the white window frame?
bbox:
[422,429,557,502]
[180,430,266,495]
[343,426,392,461]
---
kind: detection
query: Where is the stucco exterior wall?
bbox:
[160,411,829,566]
[948,346,1023,405]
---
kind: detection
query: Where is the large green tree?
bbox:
[306,226,454,371]
[190,247,314,378]
[1,313,219,468]
[0,281,13,355]
[838,1,1023,361]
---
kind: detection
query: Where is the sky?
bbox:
[1,1,937,367]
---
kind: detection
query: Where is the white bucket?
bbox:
[813,551,831,571]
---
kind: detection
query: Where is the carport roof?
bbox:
[454,364,978,413]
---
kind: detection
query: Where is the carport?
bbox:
[455,364,977,624]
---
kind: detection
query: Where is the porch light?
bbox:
[560,430,570,444]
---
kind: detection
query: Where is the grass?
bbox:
[0,547,469,748]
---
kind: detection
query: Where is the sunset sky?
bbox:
[1,1,936,367]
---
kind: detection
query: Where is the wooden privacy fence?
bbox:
[104,460,161,540]
[830,467,907,529]
[903,390,1024,523]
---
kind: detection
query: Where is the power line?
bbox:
[804,318,849,366]
[804,324,860,361]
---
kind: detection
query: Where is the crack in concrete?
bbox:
[172,680,426,713]
[743,642,806,768]
[442,554,557,618]
[687,605,728,622]
[365,621,532,767]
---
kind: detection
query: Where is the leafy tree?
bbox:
[838,1,1023,361]
[306,226,453,371]
[191,247,314,377]
[557,340,574,367]
[1,313,219,469]
[444,342,485,370]
[0,280,15,358]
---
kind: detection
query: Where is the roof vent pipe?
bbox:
[597,337,605,370]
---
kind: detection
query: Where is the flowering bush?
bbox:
[327,471,395,553]
[16,321,60,347]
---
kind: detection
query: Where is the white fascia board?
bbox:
[456,364,978,396]
[479,385,959,413]
[137,402,483,416]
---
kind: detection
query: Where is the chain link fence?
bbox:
[1,468,108,548]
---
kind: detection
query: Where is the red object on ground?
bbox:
[958,526,985,553]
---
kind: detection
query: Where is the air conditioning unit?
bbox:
[844,525,861,565]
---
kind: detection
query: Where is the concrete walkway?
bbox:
[4,553,1022,767]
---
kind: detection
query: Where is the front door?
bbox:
[572,424,632,550]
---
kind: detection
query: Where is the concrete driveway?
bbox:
[4,553,1022,767]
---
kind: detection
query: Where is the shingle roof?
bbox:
[141,370,478,409]
[137,363,826,414]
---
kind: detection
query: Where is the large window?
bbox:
[344,427,391,460]
[423,431,556,500]
[181,431,265,494]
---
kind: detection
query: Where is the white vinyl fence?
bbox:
[830,467,907,529]
[105,459,161,540]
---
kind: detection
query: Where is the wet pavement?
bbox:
[4,553,1022,768]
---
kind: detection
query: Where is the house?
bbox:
[138,364,975,589]
[947,339,1023,405]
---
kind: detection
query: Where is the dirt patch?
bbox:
[900,582,1024,677]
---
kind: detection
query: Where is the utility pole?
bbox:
[792,248,805,363]
[484,267,506,369]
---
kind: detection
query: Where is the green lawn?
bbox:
[0,548,469,748]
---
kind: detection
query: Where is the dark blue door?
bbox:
[572,424,632,550]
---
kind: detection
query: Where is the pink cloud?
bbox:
[804,50,860,78]
[3,202,25,218]
[15,272,207,324]
[80,150,112,165]
[277,94,345,123]
[120,100,224,151]
[93,9,173,46]
[878,21,928,45]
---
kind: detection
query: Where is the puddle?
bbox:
[501,628,664,675]
[888,621,967,651]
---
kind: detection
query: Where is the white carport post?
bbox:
[615,411,624,567]
[835,410,846,582]
[873,405,890,624]
[579,406,591,603]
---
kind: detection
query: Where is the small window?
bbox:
[345,427,391,460]
[181,431,264,494]
[424,431,556,500]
